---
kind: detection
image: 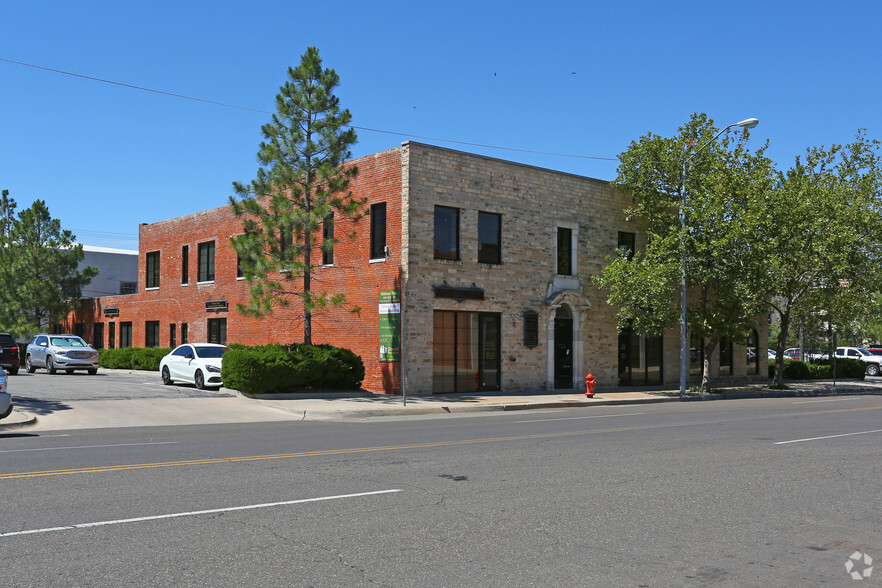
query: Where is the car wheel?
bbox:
[867,364,880,377]
[194,369,206,390]
[46,356,56,375]
[25,355,35,373]
[161,366,172,385]
[88,368,98,375]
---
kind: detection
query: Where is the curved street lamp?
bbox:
[679,118,759,398]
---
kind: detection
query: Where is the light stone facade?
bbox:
[398,142,768,394]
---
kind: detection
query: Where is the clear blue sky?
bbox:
[2,1,880,250]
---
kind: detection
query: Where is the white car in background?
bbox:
[159,343,230,390]
[0,369,12,420]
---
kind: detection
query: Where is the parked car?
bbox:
[25,334,99,375]
[768,349,777,360]
[0,332,20,375]
[783,348,801,360]
[867,347,882,356]
[0,368,12,420]
[833,347,882,376]
[159,343,230,390]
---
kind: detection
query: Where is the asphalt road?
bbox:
[1,394,880,586]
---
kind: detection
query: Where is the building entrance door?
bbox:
[554,306,573,389]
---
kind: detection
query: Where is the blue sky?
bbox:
[2,1,880,250]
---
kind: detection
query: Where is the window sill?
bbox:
[145,287,159,291]
[196,280,215,286]
[369,257,387,264]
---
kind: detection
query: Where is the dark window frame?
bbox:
[556,227,573,275]
[617,231,636,261]
[181,245,189,285]
[434,206,460,261]
[119,322,133,349]
[207,317,227,345]
[197,241,216,283]
[145,251,160,289]
[323,217,334,265]
[145,321,159,348]
[370,203,387,260]
[477,211,502,265]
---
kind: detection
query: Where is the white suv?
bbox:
[833,347,882,376]
[25,334,99,375]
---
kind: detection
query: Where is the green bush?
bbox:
[769,357,865,380]
[98,347,171,371]
[221,343,364,394]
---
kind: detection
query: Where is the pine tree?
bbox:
[230,47,364,345]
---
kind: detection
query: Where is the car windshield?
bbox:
[194,346,230,359]
[50,337,87,347]
[856,348,871,356]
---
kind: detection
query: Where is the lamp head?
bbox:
[735,118,759,129]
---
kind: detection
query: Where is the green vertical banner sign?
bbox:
[378,290,401,361]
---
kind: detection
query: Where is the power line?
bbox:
[0,56,618,163]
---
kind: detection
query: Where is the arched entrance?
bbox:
[553,305,573,389]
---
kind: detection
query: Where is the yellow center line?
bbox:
[2,404,879,480]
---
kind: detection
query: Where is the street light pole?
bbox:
[679,118,758,398]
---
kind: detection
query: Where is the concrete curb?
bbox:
[0,409,37,429]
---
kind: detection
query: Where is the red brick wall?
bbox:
[66,147,404,393]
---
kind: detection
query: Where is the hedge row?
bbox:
[221,343,364,395]
[769,358,866,380]
[99,347,171,371]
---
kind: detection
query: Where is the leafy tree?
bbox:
[762,133,882,385]
[230,47,365,345]
[594,113,776,389]
[0,195,97,336]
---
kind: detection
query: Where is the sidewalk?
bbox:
[2,379,880,431]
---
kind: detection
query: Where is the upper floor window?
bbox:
[323,217,334,265]
[370,203,386,260]
[478,212,501,265]
[617,231,635,261]
[120,281,137,295]
[146,251,160,289]
[198,241,215,282]
[181,245,189,285]
[434,206,460,261]
[556,227,573,275]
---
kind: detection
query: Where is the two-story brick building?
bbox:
[66,141,768,394]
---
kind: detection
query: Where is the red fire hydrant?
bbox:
[585,373,596,398]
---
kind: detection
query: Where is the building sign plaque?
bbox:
[378,290,400,361]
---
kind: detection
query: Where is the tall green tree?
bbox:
[0,195,97,336]
[594,113,776,389]
[761,133,882,385]
[230,46,365,345]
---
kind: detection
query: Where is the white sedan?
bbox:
[0,369,12,420]
[159,343,230,390]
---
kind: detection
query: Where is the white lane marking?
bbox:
[793,397,858,404]
[775,429,882,445]
[515,412,645,424]
[0,489,402,538]
[0,441,178,454]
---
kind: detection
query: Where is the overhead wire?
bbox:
[0,56,618,162]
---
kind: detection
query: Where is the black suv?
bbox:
[0,332,20,375]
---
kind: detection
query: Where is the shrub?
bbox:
[98,347,170,371]
[770,357,865,380]
[221,343,364,394]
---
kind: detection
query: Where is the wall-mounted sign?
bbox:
[103,307,119,317]
[379,290,400,361]
[434,284,484,301]
[205,299,229,312]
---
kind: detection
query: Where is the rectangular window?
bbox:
[146,251,160,289]
[207,318,227,345]
[434,206,460,261]
[145,321,159,348]
[197,241,215,282]
[433,311,501,393]
[108,323,116,349]
[477,211,501,264]
[617,231,636,261]
[120,281,137,295]
[119,322,132,349]
[181,323,188,345]
[322,217,334,265]
[92,323,104,349]
[370,203,386,260]
[181,245,189,285]
[719,336,733,375]
[236,255,244,279]
[169,323,176,348]
[556,227,572,275]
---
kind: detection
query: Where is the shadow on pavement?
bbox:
[11,397,73,416]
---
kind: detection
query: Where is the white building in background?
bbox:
[80,245,138,298]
